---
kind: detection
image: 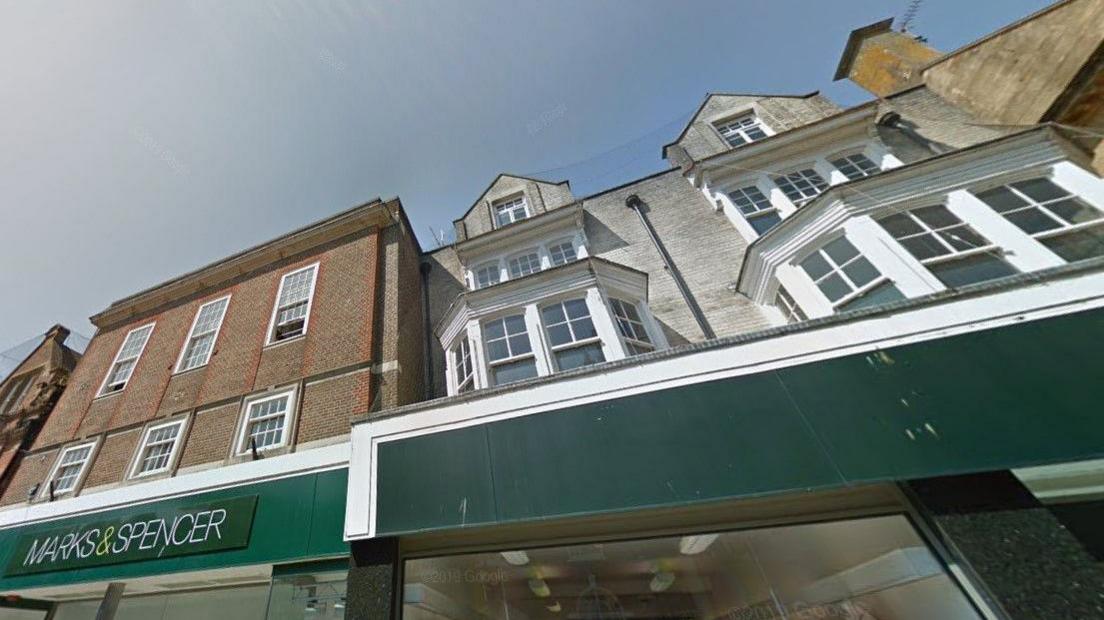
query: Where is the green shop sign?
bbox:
[4,495,258,577]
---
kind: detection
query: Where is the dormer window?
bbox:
[714,114,768,148]
[508,251,542,279]
[494,195,530,227]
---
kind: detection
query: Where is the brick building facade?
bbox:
[0,197,423,507]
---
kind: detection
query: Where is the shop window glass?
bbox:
[402,515,983,620]
[266,568,348,619]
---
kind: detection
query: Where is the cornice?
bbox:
[91,199,397,329]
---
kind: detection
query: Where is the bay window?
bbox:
[879,205,1017,288]
[974,178,1104,263]
[451,337,475,394]
[484,315,538,386]
[830,152,880,180]
[540,299,605,371]
[548,240,577,266]
[609,298,654,355]
[799,237,903,311]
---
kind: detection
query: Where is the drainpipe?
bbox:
[419,261,434,400]
[877,111,949,155]
[625,194,716,341]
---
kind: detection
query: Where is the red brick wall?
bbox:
[296,371,372,445]
[0,448,56,506]
[177,403,238,469]
[82,429,141,489]
[10,223,401,499]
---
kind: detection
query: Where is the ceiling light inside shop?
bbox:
[649,571,676,593]
[546,601,562,613]
[679,533,719,555]
[528,578,552,598]
[501,550,530,565]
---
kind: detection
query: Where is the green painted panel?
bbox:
[375,425,497,535]
[5,496,257,577]
[374,308,1104,536]
[782,309,1104,481]
[486,371,841,523]
[307,467,350,557]
[0,469,348,591]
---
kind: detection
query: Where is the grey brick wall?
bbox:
[422,246,466,398]
[671,94,843,163]
[454,176,575,241]
[877,86,1014,164]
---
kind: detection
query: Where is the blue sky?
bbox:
[0,0,1054,346]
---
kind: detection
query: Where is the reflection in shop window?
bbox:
[402,515,984,620]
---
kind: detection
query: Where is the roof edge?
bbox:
[833,18,895,81]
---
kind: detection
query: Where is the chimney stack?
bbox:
[834,18,942,97]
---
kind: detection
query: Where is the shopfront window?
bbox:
[402,515,983,619]
[51,585,270,620]
[266,567,348,619]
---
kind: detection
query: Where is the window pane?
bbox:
[563,299,589,320]
[484,319,505,341]
[541,304,566,325]
[839,281,904,311]
[1041,226,1104,262]
[900,234,949,260]
[545,324,573,347]
[842,256,879,288]
[748,211,781,234]
[554,343,605,371]
[799,252,832,280]
[1047,198,1101,225]
[486,339,510,361]
[504,315,527,335]
[911,204,959,229]
[974,186,1027,213]
[822,237,859,264]
[879,213,924,237]
[937,225,987,252]
[508,334,532,355]
[928,254,1018,288]
[491,358,537,386]
[1012,178,1066,202]
[817,273,851,302]
[402,515,984,620]
[1005,208,1062,234]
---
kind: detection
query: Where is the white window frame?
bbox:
[493,195,530,228]
[973,178,1104,251]
[507,249,542,279]
[773,285,808,324]
[235,388,297,456]
[798,236,894,309]
[174,295,232,373]
[473,261,502,290]
[0,372,36,416]
[265,263,320,346]
[96,323,156,397]
[482,313,538,387]
[880,205,1005,270]
[129,417,188,478]
[451,336,475,394]
[772,166,829,206]
[727,184,781,235]
[547,238,578,267]
[42,441,97,498]
[829,151,881,181]
[608,297,654,355]
[713,113,770,148]
[539,298,605,372]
